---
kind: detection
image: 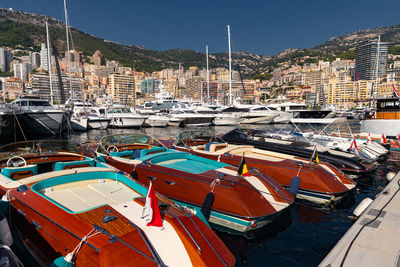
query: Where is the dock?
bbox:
[320,171,400,267]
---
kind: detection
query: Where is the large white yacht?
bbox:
[11,96,69,136]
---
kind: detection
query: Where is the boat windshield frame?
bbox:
[175,130,223,147]
[98,134,166,155]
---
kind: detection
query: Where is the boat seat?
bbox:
[208,143,229,152]
[140,147,167,157]
[2,165,38,180]
[54,159,95,171]
[205,142,219,151]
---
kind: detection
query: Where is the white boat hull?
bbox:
[109,117,145,128]
[88,119,110,130]
[145,116,169,127]
[240,114,277,124]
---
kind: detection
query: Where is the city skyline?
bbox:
[1,0,400,55]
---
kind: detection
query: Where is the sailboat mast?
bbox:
[227,25,232,106]
[206,45,210,105]
[46,21,54,105]
[64,0,73,99]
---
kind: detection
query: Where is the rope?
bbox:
[65,228,99,263]
[13,110,26,141]
[210,178,220,193]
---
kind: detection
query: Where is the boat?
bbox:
[273,102,333,119]
[99,105,145,128]
[92,134,294,234]
[10,96,70,136]
[69,101,111,131]
[195,106,240,126]
[222,129,377,176]
[136,109,169,127]
[0,140,235,266]
[173,130,356,205]
[360,97,400,137]
[169,105,214,127]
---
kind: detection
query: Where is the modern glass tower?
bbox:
[355,39,389,81]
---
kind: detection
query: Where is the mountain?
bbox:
[1,7,400,76]
[0,7,271,73]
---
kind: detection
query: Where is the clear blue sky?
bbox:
[2,0,400,55]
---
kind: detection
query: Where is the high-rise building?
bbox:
[355,39,389,80]
[141,79,161,94]
[30,52,41,68]
[14,63,32,82]
[0,47,12,72]
[40,43,50,70]
[109,73,135,104]
[30,74,82,104]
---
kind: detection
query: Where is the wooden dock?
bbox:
[320,171,400,267]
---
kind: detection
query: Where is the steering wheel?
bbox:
[6,156,27,167]
[107,145,119,153]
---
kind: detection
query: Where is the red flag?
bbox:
[367,133,371,143]
[381,134,387,144]
[349,138,359,157]
[143,182,163,227]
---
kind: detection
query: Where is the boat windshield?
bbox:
[0,140,76,159]
[98,134,165,154]
[176,131,220,147]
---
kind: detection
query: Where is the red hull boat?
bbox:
[85,134,294,234]
[0,140,235,267]
[173,131,356,205]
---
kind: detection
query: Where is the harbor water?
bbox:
[6,120,400,266]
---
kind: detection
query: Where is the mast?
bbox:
[227,25,232,106]
[46,21,54,105]
[206,45,210,105]
[64,0,73,99]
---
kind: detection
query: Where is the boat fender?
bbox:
[0,214,13,247]
[288,176,300,197]
[353,197,373,217]
[200,193,214,221]
[386,172,396,181]
[50,256,74,267]
[131,170,137,180]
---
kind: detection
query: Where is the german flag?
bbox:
[237,154,251,176]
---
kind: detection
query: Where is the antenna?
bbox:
[206,45,210,105]
[227,25,232,106]
[46,21,54,105]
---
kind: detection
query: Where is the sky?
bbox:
[1,0,400,55]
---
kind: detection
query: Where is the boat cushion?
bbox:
[54,159,95,171]
[2,165,38,180]
[140,147,167,157]
[205,142,219,151]
[208,143,229,152]
[110,150,134,158]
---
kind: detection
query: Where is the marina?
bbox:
[0,120,397,266]
[1,1,400,265]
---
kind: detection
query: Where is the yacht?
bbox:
[11,96,69,136]
[195,106,240,126]
[169,104,214,127]
[135,109,169,127]
[99,104,145,128]
[273,102,333,119]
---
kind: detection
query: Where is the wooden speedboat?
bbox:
[87,134,294,234]
[0,140,235,267]
[222,129,377,176]
[173,131,356,205]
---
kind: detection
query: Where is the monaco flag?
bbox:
[367,133,372,143]
[142,182,163,227]
[381,134,387,144]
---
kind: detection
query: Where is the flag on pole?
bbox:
[349,138,360,157]
[237,154,251,176]
[142,182,163,227]
[309,146,319,164]
[381,134,387,144]
[393,84,400,98]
